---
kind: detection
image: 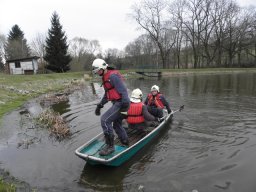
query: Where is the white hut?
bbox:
[6,56,40,75]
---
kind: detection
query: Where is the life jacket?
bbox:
[147,93,165,109]
[127,102,144,124]
[102,70,122,101]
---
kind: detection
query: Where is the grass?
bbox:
[0,72,86,122]
[0,177,16,192]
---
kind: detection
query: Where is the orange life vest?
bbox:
[102,70,122,101]
[147,93,164,109]
[127,102,145,124]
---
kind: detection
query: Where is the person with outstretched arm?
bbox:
[92,58,130,156]
[144,85,172,118]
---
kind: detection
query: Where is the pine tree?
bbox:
[4,24,30,60]
[44,12,71,72]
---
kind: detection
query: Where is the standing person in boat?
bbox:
[92,58,130,156]
[144,85,172,118]
[126,88,159,135]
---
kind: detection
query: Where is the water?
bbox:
[0,72,256,192]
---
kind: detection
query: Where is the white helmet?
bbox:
[151,85,159,92]
[92,58,108,74]
[130,88,143,103]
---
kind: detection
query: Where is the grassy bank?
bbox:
[0,178,15,191]
[0,72,86,121]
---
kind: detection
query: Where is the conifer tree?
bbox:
[44,12,71,72]
[4,24,30,60]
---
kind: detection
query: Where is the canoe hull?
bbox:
[75,113,172,166]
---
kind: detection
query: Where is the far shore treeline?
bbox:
[1,0,256,74]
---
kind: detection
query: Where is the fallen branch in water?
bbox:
[36,108,70,140]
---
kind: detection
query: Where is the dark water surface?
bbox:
[0,72,256,192]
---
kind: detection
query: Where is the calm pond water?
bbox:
[0,72,256,192]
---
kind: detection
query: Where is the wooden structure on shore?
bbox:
[135,65,162,77]
[5,56,40,75]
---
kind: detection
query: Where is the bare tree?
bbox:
[104,48,123,69]
[85,40,101,55]
[0,34,6,71]
[125,0,256,68]
[30,32,46,72]
[130,0,176,68]
[246,7,256,66]
[222,1,241,67]
[125,39,143,68]
[181,0,207,68]
[169,0,187,68]
[211,0,228,67]
[0,34,6,61]
[234,8,254,67]
[124,34,158,68]
[199,0,217,67]
[69,37,101,71]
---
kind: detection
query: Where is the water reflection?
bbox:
[52,100,70,115]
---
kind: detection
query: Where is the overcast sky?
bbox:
[0,0,256,51]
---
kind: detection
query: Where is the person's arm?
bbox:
[160,95,172,113]
[144,96,149,105]
[109,74,129,104]
[99,92,108,106]
[142,105,156,121]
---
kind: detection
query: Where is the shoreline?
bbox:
[1,68,256,121]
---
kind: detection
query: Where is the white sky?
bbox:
[0,0,256,51]
[0,0,141,51]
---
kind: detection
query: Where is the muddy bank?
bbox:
[0,80,97,191]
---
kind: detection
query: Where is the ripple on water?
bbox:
[1,73,256,191]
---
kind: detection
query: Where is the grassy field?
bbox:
[0,72,86,122]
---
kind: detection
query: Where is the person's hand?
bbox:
[155,117,164,123]
[95,103,103,116]
[167,108,172,114]
[120,102,130,112]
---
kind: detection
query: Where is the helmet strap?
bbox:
[99,68,107,76]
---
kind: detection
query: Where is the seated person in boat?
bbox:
[144,85,172,118]
[126,89,159,134]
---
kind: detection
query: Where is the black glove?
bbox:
[167,108,172,114]
[120,102,130,112]
[95,103,103,116]
[155,117,163,123]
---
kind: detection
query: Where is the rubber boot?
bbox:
[99,134,115,156]
[120,138,129,147]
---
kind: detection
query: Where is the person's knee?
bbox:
[101,115,111,127]
[158,110,164,118]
